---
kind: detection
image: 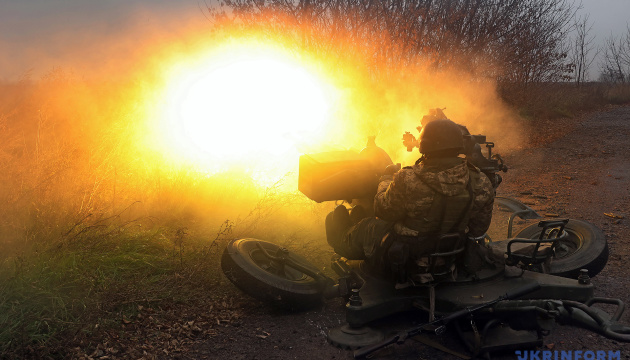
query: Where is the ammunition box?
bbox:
[298,151,379,203]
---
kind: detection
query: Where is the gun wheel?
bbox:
[221,238,324,310]
[514,219,608,278]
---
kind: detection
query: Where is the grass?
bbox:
[605,84,630,105]
[501,82,630,120]
[0,224,234,358]
[1,71,629,358]
[0,206,328,358]
[0,163,326,358]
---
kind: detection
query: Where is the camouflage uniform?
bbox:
[375,157,494,238]
[327,157,494,270]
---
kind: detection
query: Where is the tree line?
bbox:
[208,0,630,86]
[599,25,630,83]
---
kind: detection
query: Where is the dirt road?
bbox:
[192,106,630,360]
[497,105,630,357]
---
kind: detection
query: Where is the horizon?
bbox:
[1,0,629,82]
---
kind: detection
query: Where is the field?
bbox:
[1,76,630,359]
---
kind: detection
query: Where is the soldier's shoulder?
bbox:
[399,165,418,174]
[393,166,418,183]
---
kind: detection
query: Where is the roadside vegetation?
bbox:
[503,82,630,120]
[0,75,329,358]
[2,1,630,358]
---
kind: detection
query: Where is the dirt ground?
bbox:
[83,105,630,360]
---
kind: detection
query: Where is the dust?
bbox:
[0,5,526,255]
[326,64,526,167]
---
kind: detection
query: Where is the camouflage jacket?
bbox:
[374,157,494,238]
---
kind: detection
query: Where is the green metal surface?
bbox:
[345,264,592,327]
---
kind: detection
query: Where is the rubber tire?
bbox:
[513,219,608,279]
[221,238,323,311]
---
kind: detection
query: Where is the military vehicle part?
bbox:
[453,295,630,357]
[222,108,621,357]
[328,325,384,350]
[338,263,592,330]
[505,219,570,269]
[359,136,394,171]
[512,219,609,279]
[298,151,379,203]
[221,238,331,310]
[298,136,393,203]
[494,196,542,238]
[353,282,541,359]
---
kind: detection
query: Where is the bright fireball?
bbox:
[162,47,334,170]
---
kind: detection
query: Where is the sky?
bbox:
[577,0,630,77]
[0,0,207,81]
[0,0,629,81]
[578,0,629,39]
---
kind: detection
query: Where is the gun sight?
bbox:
[402,132,418,152]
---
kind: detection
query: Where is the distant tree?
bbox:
[598,67,624,84]
[569,14,598,86]
[208,0,576,85]
[599,29,630,84]
[493,0,574,85]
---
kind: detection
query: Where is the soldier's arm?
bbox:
[467,174,495,238]
[374,170,407,222]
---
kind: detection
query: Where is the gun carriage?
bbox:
[222,110,625,358]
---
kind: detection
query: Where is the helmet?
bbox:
[418,119,464,155]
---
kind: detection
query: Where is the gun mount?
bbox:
[224,109,621,359]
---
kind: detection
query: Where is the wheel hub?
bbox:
[251,249,308,281]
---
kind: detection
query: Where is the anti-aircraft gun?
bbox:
[223,109,625,359]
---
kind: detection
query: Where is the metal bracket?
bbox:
[495,197,542,238]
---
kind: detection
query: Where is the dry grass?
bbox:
[605,84,630,105]
[1,69,628,357]
[0,71,330,357]
[501,82,630,121]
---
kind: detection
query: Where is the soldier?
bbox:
[326,119,496,283]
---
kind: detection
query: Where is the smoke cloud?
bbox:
[0,4,526,257]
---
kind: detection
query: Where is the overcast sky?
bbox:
[0,0,206,80]
[579,0,629,38]
[1,0,629,81]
